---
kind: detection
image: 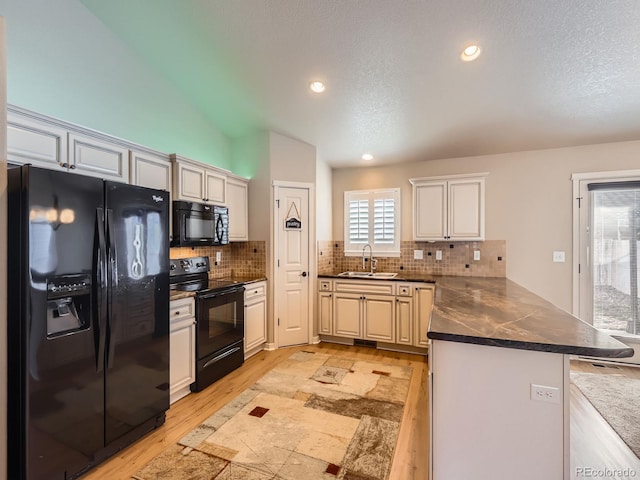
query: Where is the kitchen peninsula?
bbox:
[427,277,634,480]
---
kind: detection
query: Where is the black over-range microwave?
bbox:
[171,200,229,247]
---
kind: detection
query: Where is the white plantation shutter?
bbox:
[374,197,395,244]
[344,188,400,256]
[349,198,369,244]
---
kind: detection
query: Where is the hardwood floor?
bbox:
[82,343,429,480]
[570,359,640,479]
[82,349,640,479]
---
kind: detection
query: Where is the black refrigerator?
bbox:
[7,165,170,479]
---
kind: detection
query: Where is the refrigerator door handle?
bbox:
[106,209,118,369]
[96,208,108,373]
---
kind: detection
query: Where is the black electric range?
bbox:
[170,256,245,391]
[169,257,242,295]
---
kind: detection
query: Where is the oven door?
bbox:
[195,285,245,359]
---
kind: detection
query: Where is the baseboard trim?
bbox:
[311,335,320,344]
[264,342,277,351]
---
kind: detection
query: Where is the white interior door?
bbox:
[275,186,310,347]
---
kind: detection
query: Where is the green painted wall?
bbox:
[0,0,234,171]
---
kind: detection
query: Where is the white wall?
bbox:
[231,132,270,241]
[0,16,7,478]
[333,140,640,311]
[269,131,316,184]
[315,156,333,241]
[0,0,232,170]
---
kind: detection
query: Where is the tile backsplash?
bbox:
[170,241,266,279]
[318,240,506,277]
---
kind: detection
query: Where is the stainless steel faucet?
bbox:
[362,244,376,273]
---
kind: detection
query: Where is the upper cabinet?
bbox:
[171,154,226,205]
[7,110,67,169]
[130,150,172,191]
[68,132,129,182]
[6,105,152,184]
[410,173,488,241]
[226,175,249,241]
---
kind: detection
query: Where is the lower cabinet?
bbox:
[363,295,395,342]
[318,279,434,350]
[414,285,434,347]
[318,290,333,335]
[395,296,414,345]
[169,297,196,404]
[245,281,267,358]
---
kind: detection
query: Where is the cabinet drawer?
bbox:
[319,280,332,291]
[396,284,413,296]
[170,297,195,322]
[334,280,395,295]
[245,281,266,301]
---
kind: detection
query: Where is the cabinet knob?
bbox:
[175,311,180,315]
[70,164,76,170]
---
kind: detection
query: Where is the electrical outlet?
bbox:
[414,250,424,260]
[530,384,560,404]
[473,250,481,261]
[552,251,565,263]
[216,251,222,263]
[435,250,443,261]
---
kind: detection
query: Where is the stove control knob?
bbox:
[170,265,176,270]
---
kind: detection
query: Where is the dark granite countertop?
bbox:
[427,276,634,358]
[318,272,436,283]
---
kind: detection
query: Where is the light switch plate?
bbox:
[473,250,480,261]
[552,251,565,263]
[435,250,443,261]
[414,250,424,260]
[216,251,222,262]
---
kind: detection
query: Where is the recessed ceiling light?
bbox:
[460,44,481,62]
[362,153,374,161]
[309,81,326,93]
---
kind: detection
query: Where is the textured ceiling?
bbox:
[80,0,640,168]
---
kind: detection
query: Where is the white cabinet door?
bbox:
[396,296,413,345]
[174,161,206,202]
[205,169,226,204]
[227,177,248,241]
[413,286,434,347]
[363,295,395,342]
[448,178,484,240]
[318,291,333,335]
[68,133,129,183]
[245,281,267,357]
[7,112,68,170]
[333,293,362,338]
[414,181,447,241]
[130,150,171,191]
[412,174,486,241]
[170,318,195,404]
[245,296,267,353]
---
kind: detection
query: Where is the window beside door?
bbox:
[590,183,640,336]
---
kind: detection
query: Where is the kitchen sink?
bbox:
[337,271,398,279]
